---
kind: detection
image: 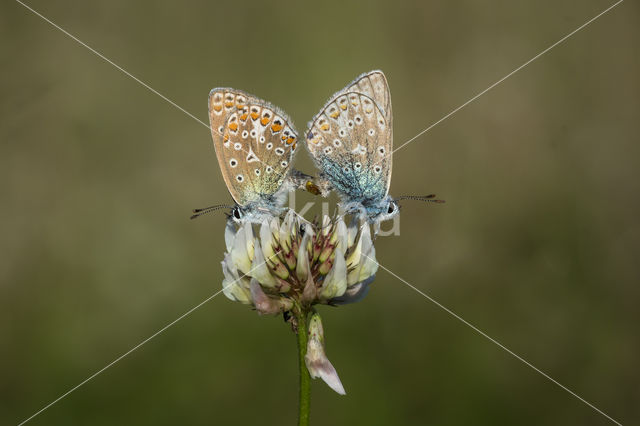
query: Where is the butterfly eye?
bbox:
[387,203,395,214]
[233,208,242,219]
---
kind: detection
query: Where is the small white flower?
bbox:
[304,312,346,395]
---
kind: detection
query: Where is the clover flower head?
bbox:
[221,210,378,311]
[220,210,379,393]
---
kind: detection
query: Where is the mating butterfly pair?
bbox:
[193,70,441,225]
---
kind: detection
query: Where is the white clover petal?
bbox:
[224,220,237,252]
[248,239,279,289]
[242,224,255,259]
[346,228,363,268]
[346,235,363,286]
[231,223,255,274]
[320,251,347,300]
[346,217,359,246]
[358,245,378,282]
[333,217,348,255]
[305,313,346,395]
[321,215,331,237]
[221,255,251,303]
[296,231,312,282]
[259,219,275,259]
[356,225,378,281]
[279,210,296,252]
[269,216,280,244]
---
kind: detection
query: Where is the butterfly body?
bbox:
[305,71,399,224]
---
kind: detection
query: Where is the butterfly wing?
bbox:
[209,89,298,206]
[305,70,393,203]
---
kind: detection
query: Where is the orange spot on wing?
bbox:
[223,133,229,142]
[339,104,347,110]
[260,117,271,126]
[271,123,283,132]
[224,101,234,108]
[250,112,260,120]
[229,122,238,132]
[239,113,248,121]
[320,123,330,131]
[213,105,223,112]
[286,136,295,145]
[329,111,339,119]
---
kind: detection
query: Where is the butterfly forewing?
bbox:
[209,89,297,206]
[339,70,392,124]
[305,70,393,202]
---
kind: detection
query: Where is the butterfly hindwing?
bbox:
[209,88,298,206]
[305,70,393,203]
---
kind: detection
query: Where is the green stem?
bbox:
[296,309,311,426]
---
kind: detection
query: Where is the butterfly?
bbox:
[304,70,443,225]
[192,88,312,223]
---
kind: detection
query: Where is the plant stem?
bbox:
[296,309,311,426]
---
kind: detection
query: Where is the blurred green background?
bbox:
[2,0,638,424]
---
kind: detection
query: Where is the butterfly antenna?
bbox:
[190,204,234,220]
[396,194,445,203]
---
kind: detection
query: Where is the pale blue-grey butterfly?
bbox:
[305,70,443,225]
[192,88,311,223]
